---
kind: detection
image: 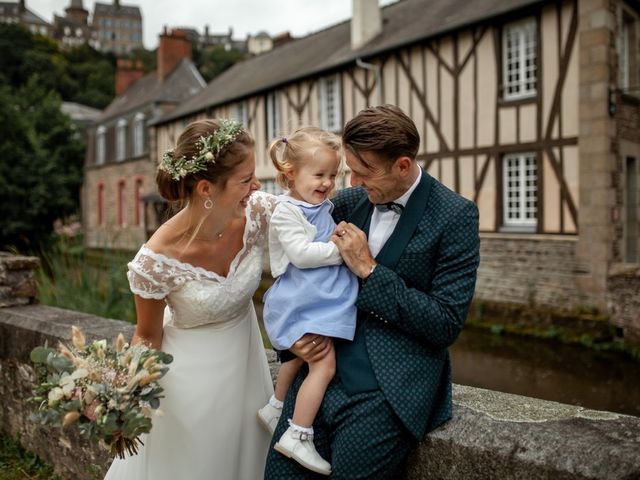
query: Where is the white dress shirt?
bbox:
[368,168,422,257]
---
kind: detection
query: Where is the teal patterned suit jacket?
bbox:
[331,171,480,440]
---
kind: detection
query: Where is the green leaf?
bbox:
[30,346,56,364]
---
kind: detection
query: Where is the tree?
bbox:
[0,24,116,109]
[0,77,85,251]
[193,45,247,82]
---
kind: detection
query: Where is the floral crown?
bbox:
[158,119,244,181]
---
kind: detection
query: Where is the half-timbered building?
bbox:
[88,0,639,339]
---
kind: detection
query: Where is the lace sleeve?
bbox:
[127,247,191,300]
[248,191,277,238]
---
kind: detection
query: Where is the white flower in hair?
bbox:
[158,119,243,181]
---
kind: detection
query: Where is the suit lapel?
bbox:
[375,171,433,270]
[347,191,374,235]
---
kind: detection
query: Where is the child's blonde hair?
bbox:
[269,126,343,190]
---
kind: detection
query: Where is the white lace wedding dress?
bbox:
[105,192,276,480]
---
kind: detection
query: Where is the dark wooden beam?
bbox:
[396,52,451,152]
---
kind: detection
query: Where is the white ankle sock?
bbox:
[269,395,283,409]
[288,420,314,435]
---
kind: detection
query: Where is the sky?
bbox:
[26,0,396,49]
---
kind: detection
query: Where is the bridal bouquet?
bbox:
[29,326,173,458]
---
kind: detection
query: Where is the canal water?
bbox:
[451,327,640,417]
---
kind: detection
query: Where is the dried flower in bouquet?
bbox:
[29,326,173,459]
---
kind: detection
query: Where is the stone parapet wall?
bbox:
[0,253,40,307]
[2,304,640,479]
[476,234,590,310]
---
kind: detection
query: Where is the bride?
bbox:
[105,119,276,479]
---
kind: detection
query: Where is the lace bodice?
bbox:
[127,191,276,329]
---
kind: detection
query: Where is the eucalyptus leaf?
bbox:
[30,346,56,364]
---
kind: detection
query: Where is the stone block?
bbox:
[579,0,611,15]
[589,9,615,30]
[582,64,610,83]
[578,28,610,48]
[579,135,613,154]
[405,385,640,480]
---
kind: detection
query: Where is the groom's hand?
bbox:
[290,334,333,363]
[332,222,377,279]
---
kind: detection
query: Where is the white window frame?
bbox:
[133,112,145,157]
[503,153,538,228]
[96,125,106,165]
[116,118,128,161]
[266,92,281,141]
[319,74,342,132]
[233,100,249,127]
[502,18,537,100]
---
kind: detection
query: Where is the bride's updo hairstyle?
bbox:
[157,119,254,203]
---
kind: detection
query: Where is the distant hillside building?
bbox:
[176,25,247,52]
[92,0,142,54]
[0,0,52,36]
[247,31,272,55]
[53,0,98,50]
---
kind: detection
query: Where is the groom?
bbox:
[264,105,480,478]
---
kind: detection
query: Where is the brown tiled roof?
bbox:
[97,58,205,122]
[155,0,544,126]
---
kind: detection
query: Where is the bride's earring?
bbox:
[204,198,214,210]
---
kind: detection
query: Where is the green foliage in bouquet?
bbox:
[29,327,173,459]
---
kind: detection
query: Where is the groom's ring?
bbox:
[340,230,346,236]
[312,340,317,346]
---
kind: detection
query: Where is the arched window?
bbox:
[134,177,144,226]
[118,180,126,226]
[133,112,145,157]
[97,182,105,226]
[116,118,128,161]
[96,126,106,165]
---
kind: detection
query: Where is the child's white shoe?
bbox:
[257,403,281,435]
[274,426,331,476]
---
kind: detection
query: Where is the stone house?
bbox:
[92,0,143,55]
[82,29,205,250]
[143,0,640,339]
[53,0,98,50]
[0,0,51,36]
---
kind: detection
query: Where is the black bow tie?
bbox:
[375,202,404,214]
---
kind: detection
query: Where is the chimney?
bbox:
[351,0,382,50]
[157,28,192,81]
[19,0,25,13]
[115,58,144,95]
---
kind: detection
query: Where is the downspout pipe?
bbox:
[356,58,382,105]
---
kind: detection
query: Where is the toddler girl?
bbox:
[258,127,358,476]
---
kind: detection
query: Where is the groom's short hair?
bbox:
[342,104,420,166]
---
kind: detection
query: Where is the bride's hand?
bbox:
[290,334,333,363]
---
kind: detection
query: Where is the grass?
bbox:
[36,243,136,323]
[0,434,60,480]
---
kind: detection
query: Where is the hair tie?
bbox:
[281,137,288,144]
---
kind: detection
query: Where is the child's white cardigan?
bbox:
[268,201,343,278]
